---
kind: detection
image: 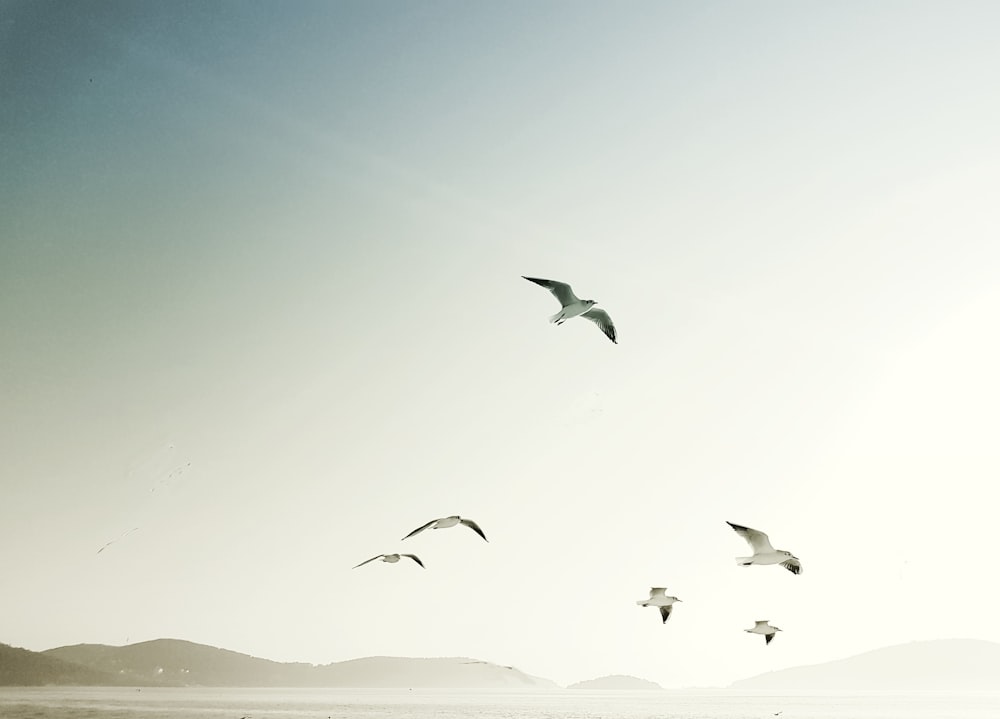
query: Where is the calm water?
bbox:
[2,687,999,719]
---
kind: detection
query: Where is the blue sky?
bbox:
[2,1,1000,687]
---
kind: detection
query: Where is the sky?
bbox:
[2,0,1000,689]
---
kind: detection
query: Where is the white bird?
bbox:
[635,587,682,624]
[402,516,488,542]
[727,521,802,575]
[97,527,139,554]
[522,276,617,344]
[745,619,782,645]
[352,553,425,569]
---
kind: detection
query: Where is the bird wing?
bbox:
[402,554,425,568]
[765,633,775,645]
[460,518,488,542]
[581,308,617,343]
[781,557,802,575]
[659,605,674,623]
[522,276,579,307]
[727,522,774,553]
[96,527,139,554]
[352,555,383,569]
[649,587,667,598]
[402,519,437,541]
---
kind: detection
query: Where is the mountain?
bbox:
[41,639,557,688]
[730,639,1000,692]
[44,639,308,687]
[568,674,663,690]
[317,657,557,688]
[0,643,119,686]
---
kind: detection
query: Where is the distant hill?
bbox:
[730,639,1000,692]
[41,639,557,688]
[44,639,307,687]
[321,657,557,688]
[0,643,118,686]
[568,674,663,690]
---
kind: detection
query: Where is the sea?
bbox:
[1,687,999,719]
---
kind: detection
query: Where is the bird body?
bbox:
[522,276,617,343]
[636,587,682,623]
[727,521,802,575]
[402,515,488,542]
[352,553,424,569]
[745,620,782,645]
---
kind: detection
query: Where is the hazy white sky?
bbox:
[2,0,1000,688]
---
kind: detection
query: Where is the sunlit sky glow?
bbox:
[2,1,999,687]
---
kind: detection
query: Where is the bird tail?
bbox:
[736,556,754,566]
[549,311,563,324]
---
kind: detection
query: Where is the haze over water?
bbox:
[2,688,1000,719]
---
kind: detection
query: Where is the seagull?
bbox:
[726,522,802,575]
[97,527,139,554]
[462,660,515,669]
[745,620,782,645]
[522,276,617,344]
[402,515,488,542]
[352,553,425,569]
[635,587,682,624]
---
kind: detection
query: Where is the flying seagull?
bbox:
[352,553,425,569]
[522,276,617,344]
[462,660,515,669]
[635,587,682,624]
[745,620,782,645]
[402,515,488,542]
[726,521,802,575]
[97,527,139,554]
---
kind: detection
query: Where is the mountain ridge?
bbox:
[38,638,556,688]
[568,674,663,690]
[0,643,121,686]
[729,638,1000,692]
[2,637,999,689]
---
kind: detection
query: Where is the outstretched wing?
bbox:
[402,554,425,568]
[765,633,776,645]
[522,276,579,307]
[781,557,802,575]
[581,308,617,343]
[460,518,489,542]
[352,555,383,569]
[402,519,437,541]
[659,605,674,624]
[96,527,139,555]
[727,522,774,554]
